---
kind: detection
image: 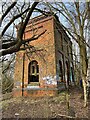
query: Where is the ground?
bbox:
[1,87,89,119]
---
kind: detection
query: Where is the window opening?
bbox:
[59,60,63,82]
[28,60,39,83]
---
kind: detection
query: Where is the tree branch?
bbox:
[1,1,17,21]
[19,2,39,39]
[2,40,18,49]
[0,2,38,57]
[48,3,78,37]
[2,55,15,73]
[22,30,47,44]
[1,7,30,36]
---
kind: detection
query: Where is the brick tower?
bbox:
[14,14,74,96]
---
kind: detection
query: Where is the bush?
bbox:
[2,75,14,94]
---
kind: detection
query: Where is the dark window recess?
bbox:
[65,61,70,86]
[37,65,39,73]
[59,60,63,82]
[28,60,39,83]
[32,66,35,73]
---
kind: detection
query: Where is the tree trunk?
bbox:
[80,43,87,107]
[82,74,87,107]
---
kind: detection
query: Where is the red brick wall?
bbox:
[54,20,73,84]
[14,15,73,96]
[14,16,57,91]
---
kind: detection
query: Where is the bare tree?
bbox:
[0,1,40,57]
[43,2,90,107]
[1,0,89,107]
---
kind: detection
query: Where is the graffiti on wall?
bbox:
[42,75,59,85]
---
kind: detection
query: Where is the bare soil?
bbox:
[1,87,89,119]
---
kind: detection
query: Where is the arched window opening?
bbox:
[28,60,39,84]
[65,61,70,86]
[59,60,63,82]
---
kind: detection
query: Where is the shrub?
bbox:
[2,75,14,94]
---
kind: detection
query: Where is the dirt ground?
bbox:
[1,87,89,119]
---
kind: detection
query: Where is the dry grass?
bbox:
[1,88,89,119]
